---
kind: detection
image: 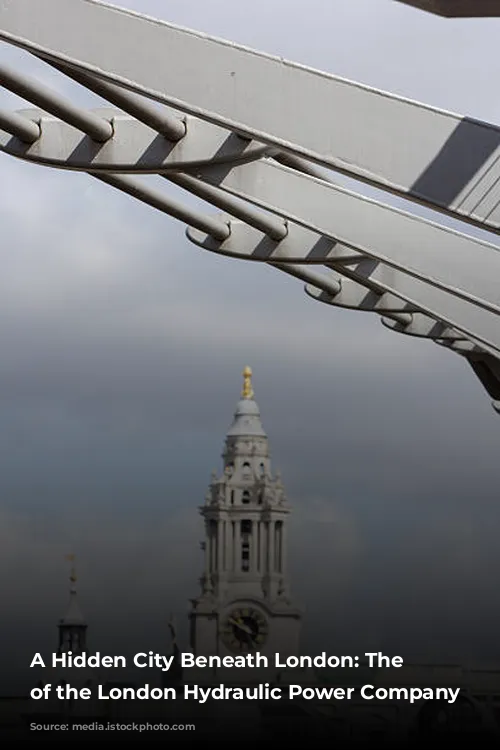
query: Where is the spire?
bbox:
[68,553,76,587]
[241,366,254,400]
[226,366,266,438]
[58,555,87,654]
[60,554,85,626]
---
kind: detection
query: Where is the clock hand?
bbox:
[228,617,252,635]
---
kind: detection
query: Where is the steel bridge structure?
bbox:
[1,0,500,410]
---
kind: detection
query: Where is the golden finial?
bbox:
[65,553,77,583]
[241,366,254,399]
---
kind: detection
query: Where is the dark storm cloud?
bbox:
[1,0,500,692]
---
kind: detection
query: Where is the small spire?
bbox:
[241,366,254,399]
[65,553,77,588]
[59,554,86,641]
[168,614,178,650]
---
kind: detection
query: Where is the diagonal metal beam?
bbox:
[274,266,411,327]
[164,170,494,348]
[258,262,472,346]
[253,260,481,356]
[0,61,113,142]
[93,173,230,242]
[190,159,500,316]
[166,172,287,241]
[1,0,500,410]
[2,0,500,234]
[81,163,476,350]
[0,107,39,142]
[44,59,187,142]
[0,107,271,173]
[381,316,467,341]
[186,218,500,356]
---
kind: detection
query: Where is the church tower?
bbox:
[48,556,103,716]
[189,367,301,672]
[58,554,87,655]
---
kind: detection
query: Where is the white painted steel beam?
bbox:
[186,219,500,357]
[94,173,231,242]
[1,0,500,410]
[190,159,500,315]
[264,263,479,361]
[0,60,113,142]
[260,262,468,344]
[47,61,187,142]
[190,220,497,396]
[381,316,466,341]
[0,107,39,142]
[2,1,500,234]
[167,173,287,241]
[0,108,270,172]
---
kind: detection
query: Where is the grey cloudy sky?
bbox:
[1,0,500,690]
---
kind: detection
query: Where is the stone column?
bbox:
[204,523,211,577]
[217,519,224,572]
[281,521,287,575]
[210,525,215,572]
[268,520,275,574]
[225,520,232,571]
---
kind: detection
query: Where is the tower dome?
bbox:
[226,366,266,438]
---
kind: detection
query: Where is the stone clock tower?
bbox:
[189,367,301,680]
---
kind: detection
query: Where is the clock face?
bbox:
[221,607,268,653]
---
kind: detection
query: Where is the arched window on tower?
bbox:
[242,462,252,478]
[241,520,252,571]
[242,490,251,505]
[259,462,265,476]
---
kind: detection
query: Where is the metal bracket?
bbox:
[0,108,270,172]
